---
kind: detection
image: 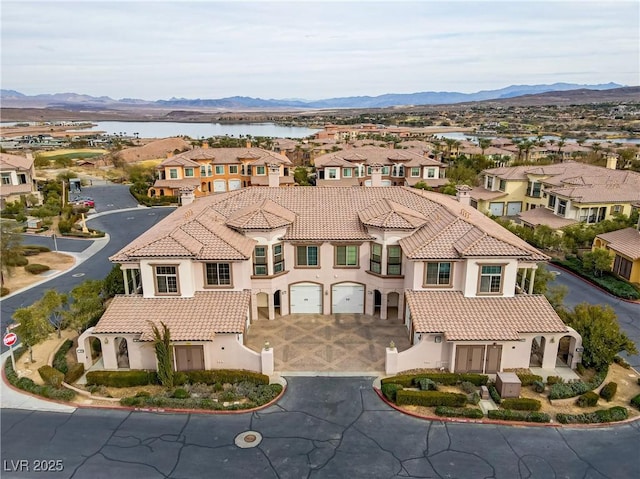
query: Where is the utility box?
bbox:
[26,218,42,229]
[495,372,521,398]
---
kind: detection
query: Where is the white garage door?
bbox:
[332,283,365,314]
[228,179,241,191]
[489,202,504,216]
[506,202,522,216]
[290,283,322,314]
[213,180,227,192]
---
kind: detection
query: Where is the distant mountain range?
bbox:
[0,82,629,110]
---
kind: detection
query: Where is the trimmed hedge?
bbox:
[546,375,563,385]
[548,368,608,400]
[631,394,640,410]
[25,263,50,274]
[577,391,599,407]
[516,373,543,386]
[38,365,64,387]
[381,383,403,402]
[488,409,551,423]
[599,382,617,401]
[184,369,269,386]
[6,255,28,267]
[500,398,541,411]
[556,406,629,424]
[53,339,74,374]
[381,372,488,388]
[396,390,467,407]
[172,388,190,399]
[435,406,484,419]
[488,384,502,404]
[64,363,85,384]
[5,357,75,401]
[23,245,51,253]
[86,370,158,387]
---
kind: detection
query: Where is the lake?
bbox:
[68,121,321,139]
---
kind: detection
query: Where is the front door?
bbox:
[485,344,502,373]
[455,345,485,373]
[174,345,205,371]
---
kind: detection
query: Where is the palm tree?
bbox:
[556,138,566,162]
[478,138,492,156]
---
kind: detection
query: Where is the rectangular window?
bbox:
[479,265,503,294]
[207,165,212,176]
[499,179,506,191]
[169,169,178,179]
[387,245,402,275]
[354,167,361,177]
[367,166,372,175]
[253,246,267,276]
[558,199,567,216]
[335,245,358,267]
[273,243,284,273]
[17,174,27,184]
[370,243,382,274]
[184,168,194,177]
[215,165,224,175]
[256,166,266,175]
[382,166,390,175]
[425,262,452,286]
[200,166,207,177]
[411,167,421,177]
[296,245,319,267]
[613,255,632,280]
[486,176,493,189]
[527,181,541,197]
[328,168,338,179]
[548,194,556,209]
[342,168,352,178]
[229,165,238,174]
[205,263,231,286]
[612,205,623,214]
[427,168,436,178]
[155,265,178,294]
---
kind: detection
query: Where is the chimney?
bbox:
[246,140,252,149]
[202,141,209,149]
[166,151,174,158]
[179,186,195,206]
[455,184,472,206]
[606,154,617,170]
[370,164,383,187]
[268,163,280,188]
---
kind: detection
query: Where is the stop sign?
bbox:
[3,332,17,347]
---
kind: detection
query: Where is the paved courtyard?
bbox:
[245,314,411,374]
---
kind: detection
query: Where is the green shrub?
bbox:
[1,287,9,297]
[381,383,403,402]
[38,365,64,388]
[435,406,484,419]
[599,382,618,401]
[548,368,608,399]
[577,391,599,407]
[172,388,191,399]
[418,378,437,391]
[576,363,586,375]
[488,385,501,404]
[381,372,488,387]
[546,375,563,385]
[467,392,481,405]
[6,255,28,267]
[516,373,543,386]
[25,263,50,274]
[53,339,73,374]
[23,245,51,253]
[86,370,158,387]
[174,372,188,386]
[5,358,74,401]
[501,398,541,411]
[488,409,551,423]
[396,390,467,407]
[21,248,42,256]
[460,381,477,394]
[64,363,85,384]
[631,394,640,410]
[533,381,545,393]
[614,356,631,369]
[557,406,629,424]
[184,369,269,386]
[135,391,151,398]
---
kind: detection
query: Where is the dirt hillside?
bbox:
[116,137,192,163]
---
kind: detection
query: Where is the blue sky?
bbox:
[1,0,638,100]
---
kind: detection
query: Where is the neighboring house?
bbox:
[0,152,42,208]
[470,158,640,228]
[80,185,581,376]
[593,226,640,284]
[148,144,293,198]
[314,146,447,188]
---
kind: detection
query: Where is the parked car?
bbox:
[70,196,95,208]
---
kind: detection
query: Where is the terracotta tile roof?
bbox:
[596,227,640,260]
[250,175,295,185]
[406,291,568,340]
[159,156,202,168]
[93,290,251,340]
[358,198,428,229]
[315,156,356,168]
[314,146,442,167]
[404,177,449,187]
[518,207,578,229]
[0,184,33,196]
[153,178,200,189]
[469,187,508,201]
[248,151,292,166]
[226,198,296,230]
[547,183,640,203]
[0,153,33,170]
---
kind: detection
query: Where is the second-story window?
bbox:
[215,165,224,175]
[273,243,284,273]
[229,165,238,174]
[328,168,338,179]
[154,265,179,295]
[427,168,436,178]
[382,166,390,175]
[557,199,567,216]
[548,194,556,209]
[527,181,541,197]
[335,245,358,267]
[343,168,352,178]
[499,179,506,191]
[205,263,231,286]
[200,165,207,177]
[410,167,420,177]
[370,243,382,274]
[184,168,194,177]
[486,176,493,189]
[253,246,267,275]
[479,265,503,294]
[256,166,266,175]
[387,245,402,275]
[296,245,319,267]
[169,169,178,179]
[425,262,452,286]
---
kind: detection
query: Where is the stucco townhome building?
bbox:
[593,225,640,284]
[0,152,42,208]
[470,158,640,229]
[78,184,581,376]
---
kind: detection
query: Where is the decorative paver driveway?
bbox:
[245,314,410,373]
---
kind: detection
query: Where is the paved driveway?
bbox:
[245,314,411,374]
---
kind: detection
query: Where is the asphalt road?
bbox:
[2,376,639,479]
[548,264,640,369]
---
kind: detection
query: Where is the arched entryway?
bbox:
[76,328,104,371]
[557,335,575,367]
[374,290,382,316]
[530,335,546,367]
[387,292,400,321]
[115,337,130,369]
[274,290,281,317]
[256,292,269,319]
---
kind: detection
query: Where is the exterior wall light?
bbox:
[434,336,442,343]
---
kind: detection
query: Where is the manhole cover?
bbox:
[235,431,262,448]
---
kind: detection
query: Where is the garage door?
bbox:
[506,202,522,216]
[229,179,241,191]
[332,283,365,314]
[213,180,227,192]
[290,283,322,314]
[489,202,504,216]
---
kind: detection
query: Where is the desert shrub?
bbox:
[52,339,73,374]
[184,369,269,386]
[38,365,64,387]
[23,245,51,253]
[599,382,618,401]
[86,370,158,387]
[64,363,85,384]
[557,406,628,424]
[516,373,543,386]
[576,363,586,375]
[418,378,437,391]
[1,287,9,297]
[467,392,481,405]
[172,388,191,399]
[614,356,631,369]
[488,409,551,423]
[219,390,238,402]
[460,381,477,394]
[25,263,50,274]
[396,390,467,407]
[21,248,42,256]
[135,391,151,398]
[174,372,188,386]
[501,398,541,411]
[5,357,74,401]
[546,375,563,385]
[631,394,640,410]
[548,368,608,399]
[577,391,599,407]
[533,381,545,393]
[6,255,28,267]
[435,406,484,419]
